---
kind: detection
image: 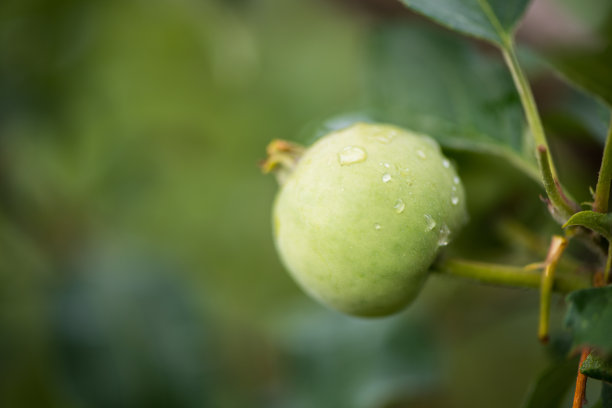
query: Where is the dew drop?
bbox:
[424,214,436,231]
[451,195,460,205]
[417,150,427,159]
[374,223,382,230]
[382,173,392,183]
[453,176,460,185]
[373,129,396,144]
[442,159,450,168]
[400,168,413,185]
[438,224,451,247]
[394,199,405,214]
[338,146,367,166]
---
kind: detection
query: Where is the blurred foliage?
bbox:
[52,246,216,408]
[0,0,610,407]
[565,287,612,354]
[521,355,579,408]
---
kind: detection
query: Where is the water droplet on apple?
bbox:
[438,224,451,246]
[338,146,367,165]
[424,214,436,231]
[394,199,405,214]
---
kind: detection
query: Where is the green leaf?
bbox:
[563,211,612,241]
[514,47,611,144]
[565,286,612,353]
[521,356,580,408]
[535,9,612,108]
[398,0,530,47]
[365,23,538,180]
[547,48,612,107]
[550,87,611,145]
[580,351,612,382]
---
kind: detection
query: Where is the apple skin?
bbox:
[273,123,467,317]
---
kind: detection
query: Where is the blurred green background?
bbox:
[0,0,608,407]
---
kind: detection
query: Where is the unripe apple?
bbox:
[267,123,467,317]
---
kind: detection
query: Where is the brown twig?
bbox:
[572,347,590,408]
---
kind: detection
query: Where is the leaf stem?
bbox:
[432,259,590,294]
[502,43,577,220]
[537,145,578,221]
[538,236,567,343]
[593,117,612,213]
[502,44,549,157]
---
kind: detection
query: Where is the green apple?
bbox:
[269,123,467,317]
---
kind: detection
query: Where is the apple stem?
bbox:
[431,258,591,294]
[260,139,305,185]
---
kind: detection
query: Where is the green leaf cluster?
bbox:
[393,1,612,407]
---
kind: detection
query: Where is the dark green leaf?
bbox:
[565,287,612,353]
[580,351,612,382]
[551,88,611,145]
[398,0,530,47]
[366,24,538,180]
[516,47,611,144]
[563,211,612,241]
[536,7,612,108]
[521,356,579,408]
[547,48,612,107]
